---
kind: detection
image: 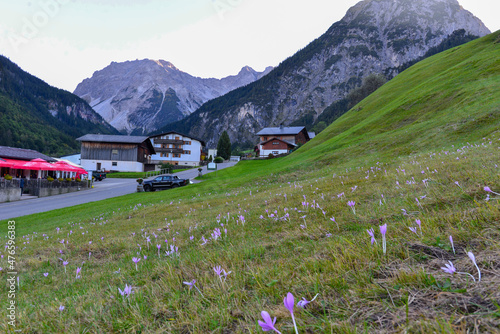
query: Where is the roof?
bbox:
[259,137,297,147]
[149,131,206,147]
[76,134,156,155]
[0,145,56,162]
[256,126,306,136]
[76,134,150,144]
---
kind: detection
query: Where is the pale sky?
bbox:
[0,0,497,92]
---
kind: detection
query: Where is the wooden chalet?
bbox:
[255,125,313,158]
[76,134,156,172]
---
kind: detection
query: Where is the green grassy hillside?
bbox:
[0,33,499,333]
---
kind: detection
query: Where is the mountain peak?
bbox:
[152,59,179,71]
[162,0,491,147]
[240,65,255,73]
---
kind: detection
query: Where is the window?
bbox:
[183,141,191,145]
[272,151,279,155]
[161,153,168,158]
[273,141,279,145]
[112,162,117,166]
[162,144,166,149]
[183,150,191,155]
[174,153,181,158]
[175,136,180,140]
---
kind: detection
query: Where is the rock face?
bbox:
[74,60,273,135]
[159,0,490,147]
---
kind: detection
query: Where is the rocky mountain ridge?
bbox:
[74,60,273,135]
[158,0,490,147]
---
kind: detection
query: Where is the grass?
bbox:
[106,168,195,179]
[0,32,499,333]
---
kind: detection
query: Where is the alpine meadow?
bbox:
[1,30,499,334]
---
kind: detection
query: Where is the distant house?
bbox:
[76,134,156,172]
[257,138,297,157]
[255,125,313,158]
[149,131,205,167]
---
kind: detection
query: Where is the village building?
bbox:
[77,134,156,172]
[255,126,314,157]
[149,131,205,167]
[0,145,57,179]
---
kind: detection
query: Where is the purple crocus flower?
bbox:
[415,219,422,236]
[59,305,65,312]
[467,252,481,282]
[214,265,223,277]
[484,186,500,195]
[297,293,319,308]
[43,273,49,277]
[330,217,339,230]
[409,226,418,235]
[441,260,476,282]
[258,311,281,333]
[76,267,82,279]
[283,292,298,334]
[183,279,204,297]
[380,224,387,254]
[347,201,356,215]
[132,257,140,271]
[366,228,376,245]
[441,261,456,274]
[118,284,133,298]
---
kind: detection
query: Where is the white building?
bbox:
[149,131,205,167]
[59,153,81,165]
[76,134,156,172]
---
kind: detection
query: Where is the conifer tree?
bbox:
[217,131,231,160]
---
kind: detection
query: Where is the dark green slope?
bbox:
[0,56,118,156]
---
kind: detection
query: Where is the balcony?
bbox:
[154,139,184,145]
[155,148,184,154]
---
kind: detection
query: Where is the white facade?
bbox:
[80,159,144,172]
[150,133,203,167]
[59,154,81,165]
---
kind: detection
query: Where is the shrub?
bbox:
[268,153,275,159]
[214,156,224,163]
[4,174,13,180]
[58,178,64,182]
[65,178,72,182]
[136,178,143,184]
[47,177,54,182]
[76,178,81,182]
[160,162,173,172]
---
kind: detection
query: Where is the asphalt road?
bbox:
[0,162,237,220]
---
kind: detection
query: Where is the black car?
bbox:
[143,175,189,192]
[92,171,107,181]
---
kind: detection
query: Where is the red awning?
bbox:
[2,158,88,174]
[54,161,88,175]
[0,158,12,168]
